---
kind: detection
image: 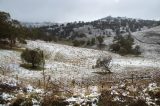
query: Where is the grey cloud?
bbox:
[0,0,159,22]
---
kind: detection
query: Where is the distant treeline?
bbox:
[1,10,160,49]
[31,16,160,41]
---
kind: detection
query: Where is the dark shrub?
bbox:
[129,100,148,106]
[21,48,44,68]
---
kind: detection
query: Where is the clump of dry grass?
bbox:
[54,52,65,62]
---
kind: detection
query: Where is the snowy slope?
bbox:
[0,39,160,83]
[132,26,160,58]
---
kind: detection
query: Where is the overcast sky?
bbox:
[0,0,160,23]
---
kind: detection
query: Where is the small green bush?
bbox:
[72,40,85,47]
[21,48,44,69]
[91,38,96,45]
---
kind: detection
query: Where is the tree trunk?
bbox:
[9,38,16,49]
[10,39,13,49]
[32,62,35,68]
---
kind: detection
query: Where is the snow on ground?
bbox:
[25,40,120,80]
[103,81,160,106]
[0,50,42,80]
[0,74,43,106]
[26,40,160,76]
[103,26,160,59]
[112,57,160,71]
[0,40,160,82]
[26,40,118,59]
[132,26,160,59]
[0,36,160,105]
[66,86,100,106]
[0,74,101,106]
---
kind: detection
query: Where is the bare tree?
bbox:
[95,56,112,73]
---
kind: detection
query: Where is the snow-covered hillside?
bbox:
[132,26,160,58]
[1,24,160,84]
[1,39,160,83]
[0,38,160,105]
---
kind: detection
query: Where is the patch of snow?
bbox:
[111,90,119,95]
[148,83,157,91]
[26,84,34,93]
[1,93,14,101]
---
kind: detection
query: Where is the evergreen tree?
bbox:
[110,34,139,55]
[97,36,104,45]
[0,11,25,48]
[21,48,44,68]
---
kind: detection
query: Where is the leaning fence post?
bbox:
[131,74,134,83]
[16,74,18,81]
[38,80,41,87]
